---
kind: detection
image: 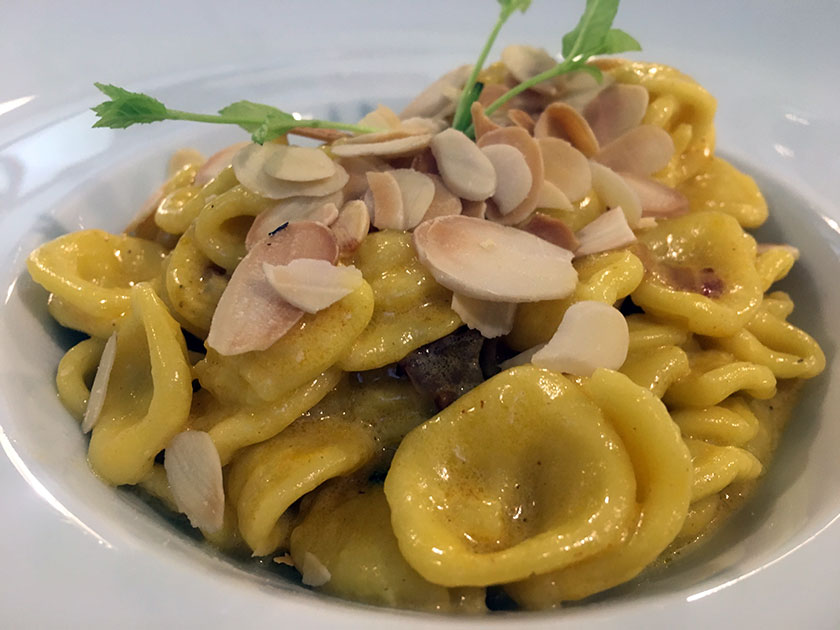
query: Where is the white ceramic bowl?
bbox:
[1,2,838,628]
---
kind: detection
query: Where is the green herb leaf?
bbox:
[218,100,295,132]
[497,0,532,18]
[91,83,169,128]
[598,28,642,54]
[561,0,619,60]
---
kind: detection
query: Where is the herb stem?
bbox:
[166,109,376,135]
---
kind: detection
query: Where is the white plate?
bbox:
[1,2,839,628]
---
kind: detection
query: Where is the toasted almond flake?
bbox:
[400,64,471,119]
[430,128,497,201]
[557,69,613,110]
[262,145,337,182]
[330,134,433,158]
[756,243,800,259]
[409,148,438,175]
[532,301,629,376]
[477,82,510,112]
[413,215,577,302]
[481,144,533,216]
[461,199,487,219]
[620,171,690,218]
[594,125,675,177]
[501,45,558,96]
[451,293,516,338]
[583,83,650,146]
[164,430,225,533]
[194,142,249,187]
[245,191,345,250]
[589,161,642,227]
[168,148,205,177]
[288,127,349,142]
[534,102,600,157]
[342,129,415,145]
[367,171,405,230]
[81,332,118,433]
[331,200,370,255]
[400,116,448,134]
[537,137,591,203]
[273,553,295,567]
[499,343,545,370]
[575,207,636,257]
[535,180,572,210]
[206,222,338,355]
[470,101,501,140]
[337,155,390,200]
[477,126,544,225]
[233,143,349,200]
[358,104,402,130]
[299,551,331,587]
[263,258,363,313]
[507,108,535,134]
[519,213,580,251]
[420,174,462,223]
[636,217,658,229]
[391,169,436,230]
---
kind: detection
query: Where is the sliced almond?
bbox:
[245,191,344,250]
[337,155,390,200]
[164,430,225,533]
[430,128,497,201]
[481,144,533,216]
[583,83,650,146]
[589,161,642,226]
[299,551,331,587]
[409,148,438,175]
[534,102,600,157]
[194,142,249,187]
[288,127,349,143]
[331,200,371,255]
[262,145,337,182]
[555,69,612,110]
[420,174,463,223]
[507,109,535,134]
[367,171,405,230]
[620,171,689,218]
[535,180,572,210]
[501,45,558,96]
[594,125,675,177]
[519,213,579,251]
[400,64,471,120]
[537,137,591,203]
[413,215,577,302]
[400,116,448,135]
[391,169,436,229]
[575,207,636,257]
[263,258,363,313]
[168,148,205,177]
[342,129,415,145]
[233,143,348,200]
[451,293,516,338]
[532,301,629,376]
[206,222,338,355]
[461,199,487,219]
[470,101,501,141]
[81,332,118,434]
[330,134,433,159]
[358,104,402,130]
[477,126,544,225]
[477,83,510,113]
[273,553,295,567]
[636,217,658,229]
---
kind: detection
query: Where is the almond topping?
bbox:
[430,128,497,201]
[470,101,501,140]
[299,551,332,587]
[534,102,600,158]
[289,127,349,142]
[262,145,337,182]
[357,104,402,130]
[263,259,363,313]
[583,83,650,146]
[337,155,390,200]
[413,215,577,302]
[164,430,225,534]
[331,200,371,255]
[245,192,344,250]
[400,64,471,120]
[532,301,629,376]
[501,45,558,95]
[575,207,636,257]
[451,293,516,339]
[507,109,535,134]
[329,134,433,158]
[519,213,580,251]
[420,174,462,223]
[82,332,118,434]
[461,199,487,219]
[620,171,690,218]
[481,144,533,216]
[477,126,543,225]
[589,161,642,226]
[594,125,675,177]
[206,222,338,355]
[194,142,249,187]
[535,180,572,210]
[400,116,448,135]
[537,137,592,203]
[391,169,436,230]
[367,171,405,230]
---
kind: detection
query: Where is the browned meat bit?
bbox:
[635,244,726,299]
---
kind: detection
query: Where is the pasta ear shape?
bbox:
[384,366,639,587]
[27,230,167,337]
[290,481,486,613]
[508,249,644,350]
[339,230,462,371]
[678,157,768,228]
[87,283,192,485]
[226,418,375,556]
[631,211,763,337]
[156,166,238,236]
[56,338,108,421]
[620,344,690,398]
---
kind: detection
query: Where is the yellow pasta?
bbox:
[620,344,690,398]
[684,438,763,502]
[155,165,238,236]
[678,157,769,228]
[755,246,798,291]
[56,337,106,420]
[671,397,760,446]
